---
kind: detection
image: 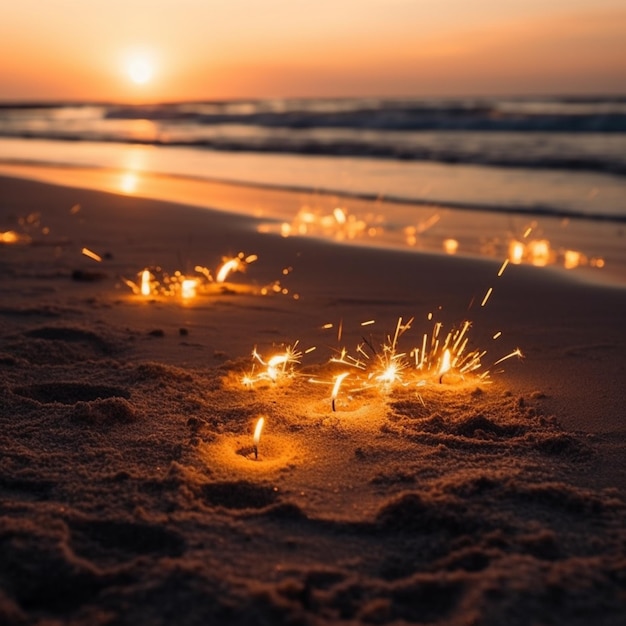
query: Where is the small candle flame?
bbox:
[140,269,152,296]
[253,417,265,460]
[181,278,197,299]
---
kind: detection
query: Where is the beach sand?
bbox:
[1,173,625,625]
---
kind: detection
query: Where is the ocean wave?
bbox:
[1,97,626,175]
[1,129,625,176]
[106,105,626,133]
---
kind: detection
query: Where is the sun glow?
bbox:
[127,57,154,85]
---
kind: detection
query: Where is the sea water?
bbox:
[1,97,625,283]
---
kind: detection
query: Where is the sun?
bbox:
[127,57,154,85]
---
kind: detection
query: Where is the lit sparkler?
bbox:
[141,269,152,296]
[243,343,303,387]
[216,253,257,283]
[438,349,451,383]
[331,372,350,412]
[123,252,298,300]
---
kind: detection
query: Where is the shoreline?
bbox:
[1,162,624,289]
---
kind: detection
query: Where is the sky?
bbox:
[0,0,624,102]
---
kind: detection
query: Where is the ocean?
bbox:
[1,96,625,283]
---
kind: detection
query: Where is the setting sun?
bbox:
[127,57,154,85]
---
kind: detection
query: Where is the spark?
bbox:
[81,247,102,262]
[492,348,524,367]
[481,287,493,307]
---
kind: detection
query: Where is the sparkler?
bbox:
[439,349,451,384]
[122,252,297,300]
[243,343,303,387]
[180,278,198,299]
[140,269,152,296]
[216,253,249,283]
[331,373,350,412]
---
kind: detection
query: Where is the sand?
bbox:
[1,173,625,625]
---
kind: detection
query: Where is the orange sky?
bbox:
[0,1,624,101]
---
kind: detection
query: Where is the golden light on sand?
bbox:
[120,172,139,194]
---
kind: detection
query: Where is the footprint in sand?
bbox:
[6,326,121,364]
[13,382,130,404]
[198,480,279,510]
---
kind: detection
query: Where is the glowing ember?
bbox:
[0,230,30,244]
[443,238,459,255]
[253,417,265,460]
[564,249,581,270]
